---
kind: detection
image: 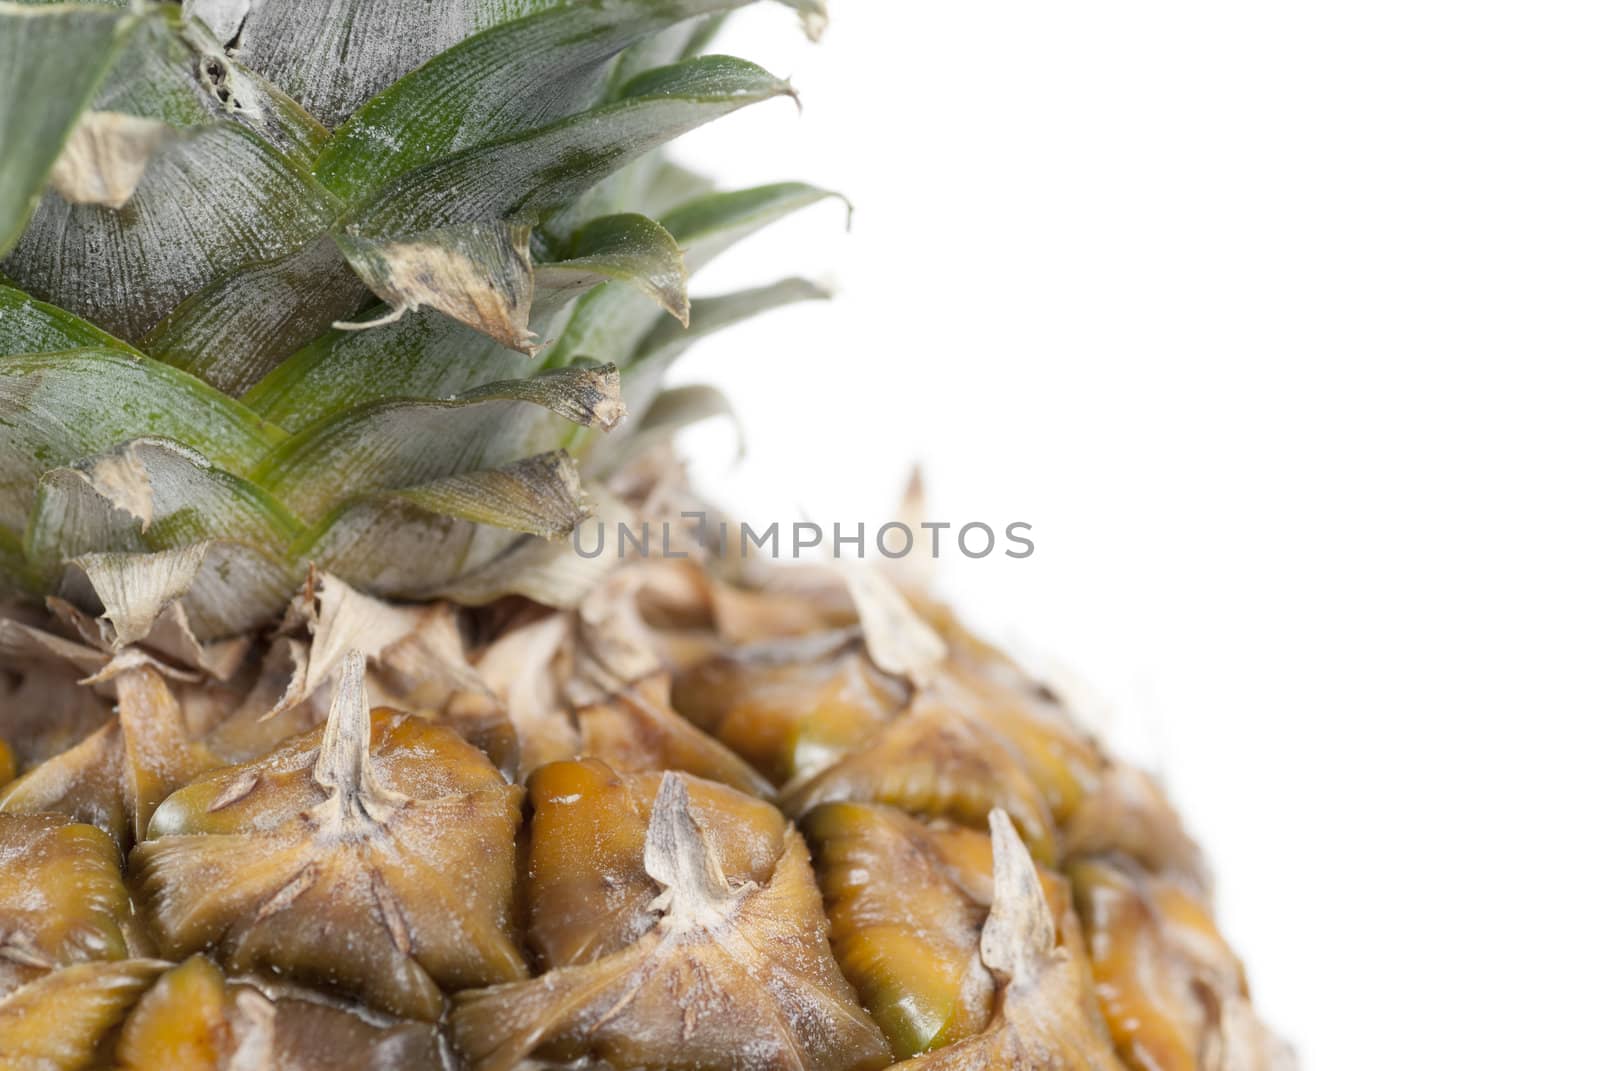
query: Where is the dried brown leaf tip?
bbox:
[336,223,540,352]
[47,111,173,209]
[841,564,946,688]
[1070,857,1296,1071]
[0,665,216,849]
[211,570,513,770]
[452,771,892,1071]
[70,543,212,651]
[130,653,526,1020]
[0,814,148,999]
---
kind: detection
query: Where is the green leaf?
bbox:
[635,161,718,219]
[241,307,536,435]
[379,450,591,539]
[26,437,302,578]
[241,214,684,432]
[411,486,633,608]
[0,284,140,355]
[0,524,41,598]
[25,446,303,645]
[537,213,688,326]
[182,0,533,129]
[0,2,137,255]
[294,449,592,596]
[314,0,754,202]
[296,497,527,600]
[661,181,848,272]
[544,181,841,370]
[2,123,343,340]
[95,9,328,169]
[350,56,792,237]
[138,236,370,396]
[251,364,623,520]
[560,277,831,469]
[605,13,725,99]
[0,349,285,529]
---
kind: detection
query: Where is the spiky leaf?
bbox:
[0,2,136,256]
[314,0,756,201]
[251,366,622,519]
[349,56,792,236]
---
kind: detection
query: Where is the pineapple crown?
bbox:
[0,0,843,642]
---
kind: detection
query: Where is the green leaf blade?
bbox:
[0,348,285,530]
[250,365,622,520]
[3,124,343,341]
[0,2,137,256]
[349,56,792,237]
[315,0,753,203]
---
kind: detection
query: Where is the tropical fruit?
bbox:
[0,2,1292,1068]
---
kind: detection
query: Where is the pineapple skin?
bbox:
[0,2,1292,1069]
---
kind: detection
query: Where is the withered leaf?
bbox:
[336,223,539,352]
[840,565,946,688]
[69,543,210,650]
[48,111,173,209]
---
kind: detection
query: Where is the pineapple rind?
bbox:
[0,4,1293,1068]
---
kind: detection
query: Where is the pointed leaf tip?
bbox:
[644,772,734,916]
[313,649,388,824]
[385,450,593,540]
[980,809,1056,985]
[841,564,946,687]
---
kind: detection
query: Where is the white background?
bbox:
[673,3,1600,1067]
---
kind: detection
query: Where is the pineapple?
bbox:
[0,1,1294,1069]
